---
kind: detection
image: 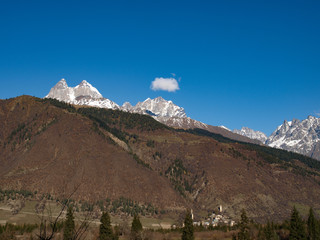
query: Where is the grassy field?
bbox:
[288,201,320,217]
[0,200,237,239]
[0,200,64,225]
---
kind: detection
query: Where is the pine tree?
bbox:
[99,212,115,240]
[264,221,279,240]
[307,208,320,240]
[289,206,307,240]
[257,225,264,240]
[63,206,75,240]
[181,209,194,240]
[238,209,250,240]
[130,214,142,240]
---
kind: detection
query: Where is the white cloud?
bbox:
[151,77,180,92]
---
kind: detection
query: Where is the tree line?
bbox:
[1,206,319,240]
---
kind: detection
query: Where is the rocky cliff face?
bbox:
[45,79,119,109]
[266,116,320,160]
[234,116,320,161]
[123,96,187,118]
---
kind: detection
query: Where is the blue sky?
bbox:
[1,0,319,135]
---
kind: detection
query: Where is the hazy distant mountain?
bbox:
[233,127,268,144]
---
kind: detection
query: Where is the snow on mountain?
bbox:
[233,127,268,143]
[44,79,272,145]
[73,80,103,99]
[45,78,75,102]
[122,102,133,111]
[154,116,208,129]
[265,116,320,160]
[121,97,206,128]
[46,79,320,160]
[219,125,231,131]
[45,79,119,109]
[126,97,187,118]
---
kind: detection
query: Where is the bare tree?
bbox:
[35,184,93,240]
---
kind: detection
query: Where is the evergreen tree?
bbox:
[99,212,115,240]
[257,225,264,240]
[130,214,142,240]
[238,209,250,240]
[181,209,194,240]
[289,206,307,240]
[264,221,279,240]
[307,208,320,240]
[63,207,75,240]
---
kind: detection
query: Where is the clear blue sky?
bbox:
[1,0,319,135]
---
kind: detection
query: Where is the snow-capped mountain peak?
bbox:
[45,79,119,109]
[44,79,280,147]
[153,96,167,103]
[74,80,103,99]
[266,116,320,160]
[133,97,187,118]
[122,102,133,111]
[55,78,68,89]
[46,79,320,160]
[46,78,74,101]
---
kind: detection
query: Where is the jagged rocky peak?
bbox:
[54,78,68,89]
[122,102,132,108]
[308,115,317,120]
[74,80,103,99]
[44,79,270,145]
[45,79,119,109]
[153,96,167,103]
[46,78,74,102]
[266,116,320,160]
[122,102,133,111]
[283,120,292,130]
[233,127,268,143]
[134,97,187,118]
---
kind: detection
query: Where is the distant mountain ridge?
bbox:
[122,96,187,118]
[233,117,320,161]
[46,79,259,144]
[46,79,320,160]
[266,116,320,160]
[233,127,268,143]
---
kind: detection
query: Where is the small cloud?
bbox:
[151,77,180,92]
[315,112,320,117]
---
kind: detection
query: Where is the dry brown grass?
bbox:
[116,230,236,240]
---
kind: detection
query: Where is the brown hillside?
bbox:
[1,96,320,221]
[0,96,185,208]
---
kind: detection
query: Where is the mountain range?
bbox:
[46,79,261,144]
[0,78,316,221]
[46,79,320,161]
[233,119,320,161]
[1,95,320,222]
